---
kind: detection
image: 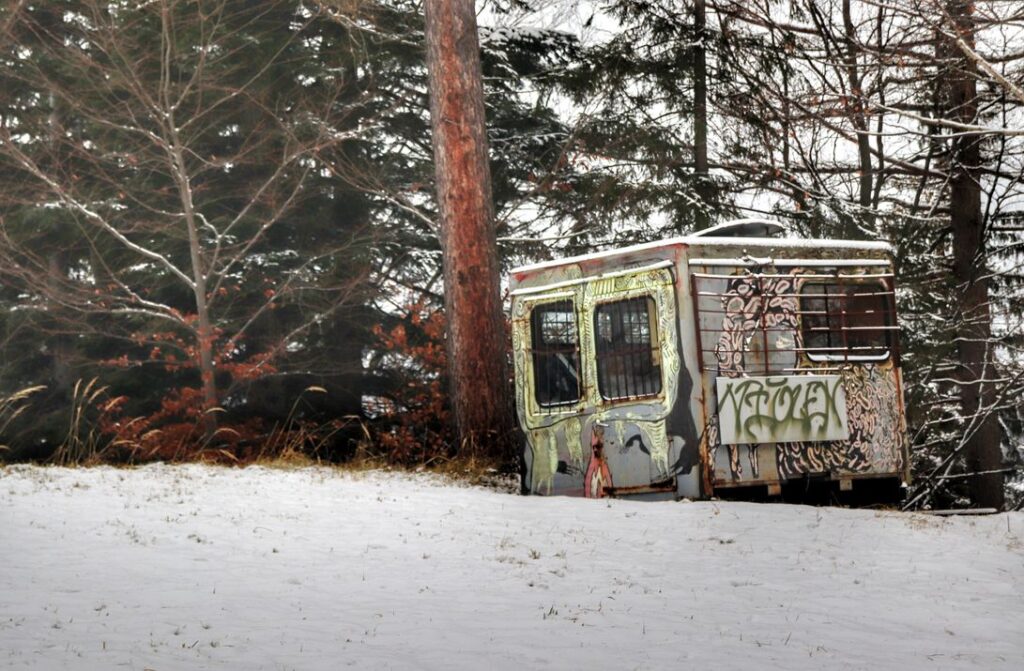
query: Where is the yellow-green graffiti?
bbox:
[530,428,559,495]
[716,375,848,445]
[564,416,584,471]
[512,265,682,494]
[638,418,671,476]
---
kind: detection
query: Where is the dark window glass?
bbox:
[594,296,662,400]
[800,282,892,359]
[530,300,581,407]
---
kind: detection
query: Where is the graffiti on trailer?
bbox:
[716,375,849,445]
[703,268,904,481]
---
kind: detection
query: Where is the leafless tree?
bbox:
[0,0,375,434]
[707,0,1024,507]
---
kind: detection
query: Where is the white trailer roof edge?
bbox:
[510,235,894,275]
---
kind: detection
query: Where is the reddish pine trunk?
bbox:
[423,0,514,459]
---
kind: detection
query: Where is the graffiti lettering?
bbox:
[716,375,849,445]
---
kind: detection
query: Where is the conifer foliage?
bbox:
[0,0,591,464]
[0,0,1022,507]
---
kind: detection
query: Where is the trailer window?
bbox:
[800,282,893,360]
[594,296,662,401]
[530,300,581,407]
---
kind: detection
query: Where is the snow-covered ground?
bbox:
[1,465,1021,670]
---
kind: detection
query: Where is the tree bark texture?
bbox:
[423,0,514,458]
[693,0,710,230]
[940,1,1004,509]
[841,0,874,235]
[169,121,219,438]
[45,92,74,397]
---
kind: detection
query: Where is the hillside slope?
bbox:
[1,465,1021,670]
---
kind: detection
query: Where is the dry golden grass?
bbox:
[3,381,518,494]
[0,385,47,456]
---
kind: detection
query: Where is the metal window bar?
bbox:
[692,273,901,374]
[529,300,581,407]
[759,275,770,375]
[692,271,896,281]
[836,284,848,364]
[595,296,662,401]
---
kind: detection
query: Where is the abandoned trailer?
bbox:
[509,220,910,502]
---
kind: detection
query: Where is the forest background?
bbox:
[1,0,1022,510]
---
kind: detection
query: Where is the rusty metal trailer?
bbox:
[509,222,910,501]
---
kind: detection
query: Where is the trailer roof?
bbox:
[510,235,893,275]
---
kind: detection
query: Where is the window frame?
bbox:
[528,298,584,410]
[799,278,895,363]
[592,294,664,403]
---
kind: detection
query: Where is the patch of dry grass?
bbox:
[0,385,47,456]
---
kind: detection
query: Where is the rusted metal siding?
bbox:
[511,257,688,497]
[510,237,911,499]
[687,248,908,490]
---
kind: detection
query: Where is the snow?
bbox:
[1,464,1022,670]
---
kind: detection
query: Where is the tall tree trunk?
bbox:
[841,0,873,236]
[160,3,218,438]
[46,253,74,395]
[45,92,73,397]
[423,0,514,459]
[940,1,1004,509]
[169,127,219,438]
[693,0,710,230]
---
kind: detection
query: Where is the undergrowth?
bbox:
[0,304,513,487]
[0,378,514,490]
